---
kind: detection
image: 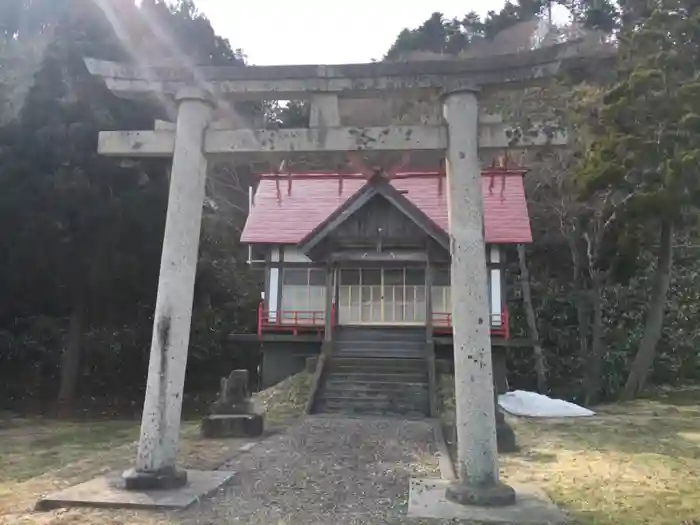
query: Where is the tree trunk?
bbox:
[568,236,592,400]
[568,238,590,362]
[576,292,591,378]
[584,273,605,405]
[517,244,547,393]
[56,290,85,418]
[622,220,674,400]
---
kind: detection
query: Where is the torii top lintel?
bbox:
[84,40,609,101]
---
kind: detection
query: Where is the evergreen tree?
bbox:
[581,0,700,398]
[0,0,253,414]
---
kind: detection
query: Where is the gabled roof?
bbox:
[241,170,533,245]
[297,172,450,254]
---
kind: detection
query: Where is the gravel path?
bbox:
[179,416,445,524]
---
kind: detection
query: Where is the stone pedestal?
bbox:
[201,369,264,439]
[201,413,264,438]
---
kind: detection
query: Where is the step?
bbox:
[334,349,424,359]
[323,380,428,391]
[316,405,428,418]
[324,372,427,383]
[319,392,428,404]
[334,338,427,349]
[334,344,425,355]
[329,357,426,368]
[319,385,428,397]
[334,344,424,352]
[333,346,425,359]
[319,394,428,406]
[335,327,427,343]
[316,398,429,416]
[328,359,426,371]
[335,340,425,350]
[334,351,425,359]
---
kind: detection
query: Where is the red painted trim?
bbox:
[257,305,510,340]
[431,307,510,339]
[258,308,329,337]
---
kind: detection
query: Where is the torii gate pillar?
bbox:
[443,89,515,505]
[123,88,213,490]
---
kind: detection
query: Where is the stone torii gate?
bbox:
[85,44,581,505]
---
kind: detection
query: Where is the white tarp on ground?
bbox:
[498,390,595,418]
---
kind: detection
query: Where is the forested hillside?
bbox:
[0,0,259,416]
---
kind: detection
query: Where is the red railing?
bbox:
[256,301,509,339]
[432,305,510,339]
[258,302,335,336]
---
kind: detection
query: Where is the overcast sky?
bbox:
[191,0,510,66]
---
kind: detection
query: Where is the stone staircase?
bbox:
[313,327,430,417]
[334,326,426,358]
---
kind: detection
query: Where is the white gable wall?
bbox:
[282,247,312,263]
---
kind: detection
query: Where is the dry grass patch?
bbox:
[439,376,700,525]
[0,372,312,525]
[255,370,313,425]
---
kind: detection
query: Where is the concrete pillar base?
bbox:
[122,467,188,491]
[445,480,516,507]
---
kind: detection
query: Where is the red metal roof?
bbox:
[240,171,532,245]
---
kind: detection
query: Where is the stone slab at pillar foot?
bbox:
[122,467,188,491]
[445,480,516,507]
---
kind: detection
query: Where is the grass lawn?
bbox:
[440,376,700,525]
[0,372,312,525]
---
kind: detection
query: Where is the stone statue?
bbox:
[201,368,263,438]
[209,369,254,415]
